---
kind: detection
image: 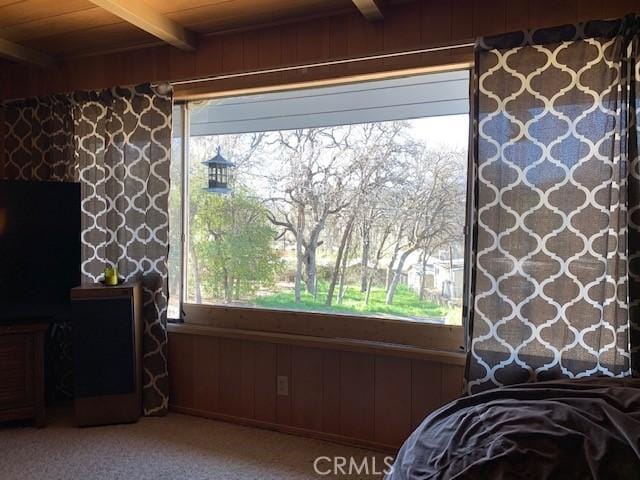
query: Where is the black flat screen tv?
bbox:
[0,180,81,320]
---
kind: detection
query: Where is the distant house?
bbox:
[407,263,435,292]
[408,258,464,299]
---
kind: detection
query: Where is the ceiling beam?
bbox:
[88,0,197,51]
[0,37,57,68]
[352,0,384,21]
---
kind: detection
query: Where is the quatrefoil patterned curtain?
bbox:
[73,85,172,415]
[465,16,640,394]
[1,84,172,415]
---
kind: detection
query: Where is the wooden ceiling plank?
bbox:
[0,0,91,28]
[1,8,119,44]
[25,23,162,59]
[167,0,348,34]
[352,0,384,21]
[0,36,56,67]
[87,0,197,51]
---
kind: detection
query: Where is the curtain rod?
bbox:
[167,41,475,88]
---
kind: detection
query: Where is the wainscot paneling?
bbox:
[167,326,465,452]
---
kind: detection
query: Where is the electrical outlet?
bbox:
[277,375,289,396]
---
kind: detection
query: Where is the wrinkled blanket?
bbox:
[388,378,640,480]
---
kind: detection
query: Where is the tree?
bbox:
[324,122,406,305]
[191,189,282,303]
[263,128,355,298]
[187,133,266,302]
[326,212,355,306]
[385,146,466,305]
[262,123,409,303]
[364,216,393,305]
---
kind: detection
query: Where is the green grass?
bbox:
[253,281,461,324]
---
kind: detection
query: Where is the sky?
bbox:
[408,114,469,150]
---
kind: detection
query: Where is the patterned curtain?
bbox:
[631,33,640,375]
[465,18,638,394]
[1,84,172,415]
[1,95,76,181]
[73,85,172,415]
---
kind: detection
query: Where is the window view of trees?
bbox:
[181,115,467,325]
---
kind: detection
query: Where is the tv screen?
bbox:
[0,180,81,316]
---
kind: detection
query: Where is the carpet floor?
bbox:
[0,407,390,479]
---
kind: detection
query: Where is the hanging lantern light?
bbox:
[202,147,235,194]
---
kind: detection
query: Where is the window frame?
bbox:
[170,66,471,354]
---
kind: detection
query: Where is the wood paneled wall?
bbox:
[1,0,637,101]
[168,330,465,451]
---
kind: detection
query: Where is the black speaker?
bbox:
[71,282,142,426]
[73,297,134,397]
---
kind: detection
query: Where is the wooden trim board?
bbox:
[173,61,472,100]
[182,303,465,354]
[168,323,466,365]
[170,405,399,453]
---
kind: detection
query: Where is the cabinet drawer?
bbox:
[0,335,33,407]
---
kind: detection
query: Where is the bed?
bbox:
[388,377,640,480]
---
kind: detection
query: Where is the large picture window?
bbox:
[170,69,469,326]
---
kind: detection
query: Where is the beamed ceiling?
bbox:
[0,0,397,66]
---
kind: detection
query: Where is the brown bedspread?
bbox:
[388,378,640,480]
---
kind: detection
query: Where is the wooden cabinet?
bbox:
[0,321,48,427]
[71,281,142,426]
